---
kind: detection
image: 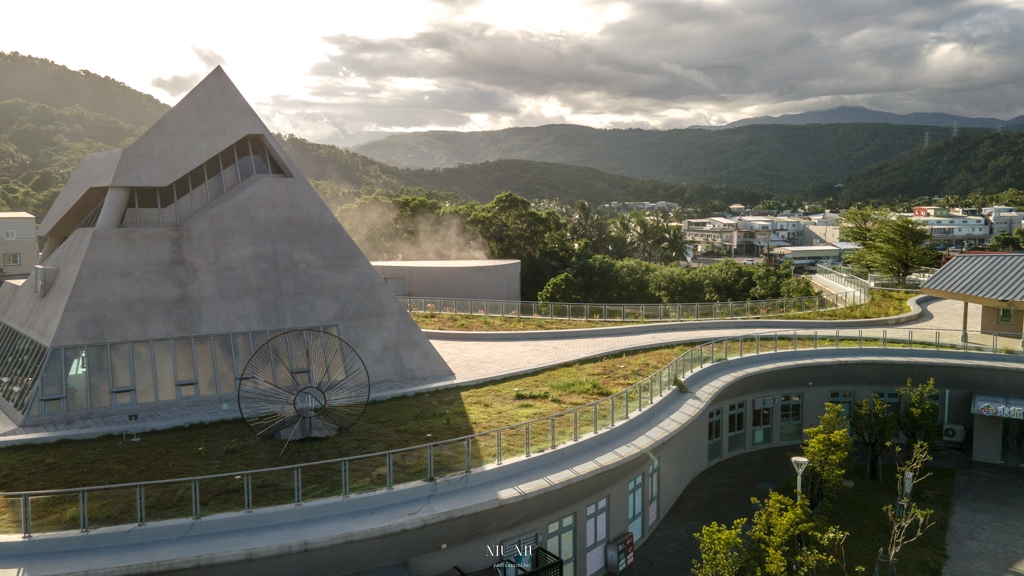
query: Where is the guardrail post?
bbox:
[465,438,472,471]
[496,432,503,465]
[137,485,146,525]
[79,490,88,532]
[859,330,863,348]
[593,404,599,434]
[774,333,778,352]
[739,337,743,357]
[836,329,840,348]
[191,479,200,519]
[525,423,532,457]
[244,474,253,511]
[386,454,394,490]
[992,333,997,353]
[21,496,30,538]
[756,334,760,354]
[551,418,557,449]
[427,445,435,478]
[725,340,729,360]
[883,330,887,348]
[909,330,913,349]
[814,330,818,349]
[573,410,579,441]
[295,467,304,503]
[342,461,350,497]
[711,342,715,362]
[611,396,616,427]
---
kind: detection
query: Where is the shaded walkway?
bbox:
[629,446,797,574]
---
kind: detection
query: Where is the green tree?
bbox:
[801,403,853,510]
[691,519,746,576]
[897,378,941,446]
[695,260,752,302]
[989,231,1022,251]
[839,206,885,245]
[745,492,843,576]
[846,217,939,286]
[851,395,898,481]
[537,272,583,303]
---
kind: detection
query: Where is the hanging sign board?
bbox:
[972,394,1024,419]
[605,532,634,574]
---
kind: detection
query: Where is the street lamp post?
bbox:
[791,456,809,503]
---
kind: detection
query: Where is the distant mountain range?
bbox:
[354,122,978,194]
[718,105,1024,129]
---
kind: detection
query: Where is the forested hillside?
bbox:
[354,123,975,194]
[838,131,1024,203]
[0,52,168,127]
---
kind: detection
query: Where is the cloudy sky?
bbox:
[4,0,1024,145]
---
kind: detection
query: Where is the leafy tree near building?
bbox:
[988,227,1024,252]
[897,378,941,446]
[851,395,898,481]
[845,217,939,287]
[801,403,853,511]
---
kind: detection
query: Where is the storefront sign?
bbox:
[972,394,1024,419]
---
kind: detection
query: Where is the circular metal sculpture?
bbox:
[238,329,369,448]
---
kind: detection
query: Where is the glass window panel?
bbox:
[190,166,210,212]
[174,176,193,221]
[214,335,236,393]
[136,188,160,225]
[157,186,176,224]
[249,137,270,174]
[115,391,133,405]
[40,352,64,397]
[109,343,133,390]
[63,347,87,411]
[179,384,197,398]
[235,140,255,181]
[153,340,176,401]
[121,191,138,226]
[194,337,218,396]
[220,148,239,190]
[231,333,253,377]
[286,332,309,371]
[132,342,156,403]
[173,338,196,382]
[205,157,225,201]
[43,399,64,413]
[87,345,111,409]
[268,154,285,175]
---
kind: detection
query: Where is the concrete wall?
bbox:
[5,349,1022,576]
[371,260,520,301]
[981,305,1024,338]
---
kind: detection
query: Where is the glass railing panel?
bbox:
[499,425,527,462]
[250,468,296,508]
[24,493,78,534]
[299,461,345,502]
[348,454,389,494]
[392,447,429,486]
[86,486,138,529]
[142,480,194,523]
[471,432,498,468]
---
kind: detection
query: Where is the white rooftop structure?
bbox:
[0,68,452,426]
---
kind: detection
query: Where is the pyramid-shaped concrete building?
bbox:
[0,68,453,426]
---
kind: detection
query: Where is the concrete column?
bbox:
[973,414,1003,464]
[94,187,132,229]
[38,236,63,263]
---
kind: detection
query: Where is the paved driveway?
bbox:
[944,464,1024,576]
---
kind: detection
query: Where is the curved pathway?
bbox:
[424,297,1003,393]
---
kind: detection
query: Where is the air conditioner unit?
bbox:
[942,423,965,443]
[34,265,58,296]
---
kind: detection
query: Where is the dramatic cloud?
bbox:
[151,46,227,97]
[263,0,1024,144]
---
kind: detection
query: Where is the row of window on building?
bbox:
[119,135,285,227]
[24,325,340,417]
[497,458,661,576]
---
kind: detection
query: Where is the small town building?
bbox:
[0,212,38,280]
[911,206,991,249]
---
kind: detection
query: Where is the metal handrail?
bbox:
[399,286,866,323]
[3,327,1021,536]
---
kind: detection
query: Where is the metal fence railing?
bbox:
[816,265,872,301]
[831,266,938,290]
[399,290,863,323]
[3,328,1020,537]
